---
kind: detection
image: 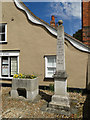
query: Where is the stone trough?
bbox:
[11,77,38,101]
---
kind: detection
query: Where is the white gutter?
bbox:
[14,0,90,53]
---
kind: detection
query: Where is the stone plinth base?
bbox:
[48,94,70,115]
[53,70,68,95]
[51,94,70,106]
[48,70,70,115]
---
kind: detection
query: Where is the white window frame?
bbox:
[0,23,7,43]
[0,51,19,79]
[45,55,56,78]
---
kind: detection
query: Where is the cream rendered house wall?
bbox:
[0,1,88,88]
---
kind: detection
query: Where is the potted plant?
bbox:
[11,73,38,101]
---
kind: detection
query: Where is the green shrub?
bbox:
[49,84,54,91]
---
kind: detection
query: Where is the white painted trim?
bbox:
[5,23,7,42]
[0,77,13,79]
[65,35,90,53]
[45,56,56,78]
[45,57,47,78]
[0,57,1,77]
[14,0,57,36]
[17,56,19,74]
[8,57,10,77]
[0,51,20,78]
[0,41,7,44]
[0,23,7,43]
[0,51,19,56]
[14,0,90,53]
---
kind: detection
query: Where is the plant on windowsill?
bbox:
[11,73,38,101]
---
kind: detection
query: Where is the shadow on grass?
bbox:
[39,90,52,103]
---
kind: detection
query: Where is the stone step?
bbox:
[46,107,70,116]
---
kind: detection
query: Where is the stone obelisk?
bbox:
[49,20,70,115]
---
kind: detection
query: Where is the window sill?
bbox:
[0,42,8,44]
[44,77,54,81]
[45,77,54,79]
[0,77,13,80]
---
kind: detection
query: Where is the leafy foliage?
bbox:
[13,73,37,79]
[49,84,54,91]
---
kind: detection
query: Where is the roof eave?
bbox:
[14,0,90,53]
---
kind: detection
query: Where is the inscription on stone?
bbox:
[56,25,65,71]
[49,21,70,114]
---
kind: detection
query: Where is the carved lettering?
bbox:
[56,24,65,71]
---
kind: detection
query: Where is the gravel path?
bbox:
[1,87,86,119]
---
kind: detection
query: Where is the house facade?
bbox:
[0,0,90,89]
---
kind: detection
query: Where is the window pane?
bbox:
[11,57,17,75]
[0,34,5,41]
[2,57,8,76]
[2,57,8,64]
[48,68,56,73]
[47,57,56,67]
[2,65,8,75]
[47,68,56,77]
[0,24,5,33]
[48,57,54,63]
[0,35,1,41]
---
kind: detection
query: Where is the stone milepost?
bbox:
[57,22,65,71]
[48,20,70,115]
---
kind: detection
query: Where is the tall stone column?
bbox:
[49,20,70,115]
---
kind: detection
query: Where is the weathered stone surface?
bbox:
[11,78,38,101]
[56,24,65,71]
[49,94,70,115]
[54,80,67,95]
[49,21,70,115]
[51,95,70,105]
[12,78,38,91]
[46,106,70,116]
[54,70,67,79]
[27,89,38,100]
[11,90,18,98]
